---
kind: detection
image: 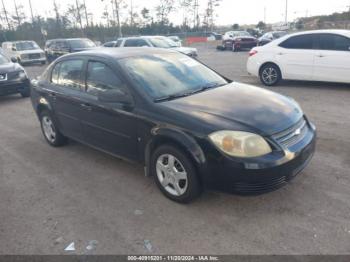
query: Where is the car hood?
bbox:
[161,82,303,135]
[0,62,23,73]
[170,46,197,54]
[16,49,44,55]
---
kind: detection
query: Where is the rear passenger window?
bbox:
[57,60,84,90]
[279,35,314,49]
[116,39,123,47]
[318,34,350,51]
[86,61,124,96]
[124,39,149,47]
[103,42,115,47]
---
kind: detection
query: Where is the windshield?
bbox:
[0,54,9,65]
[119,53,228,100]
[15,41,40,51]
[149,37,178,48]
[68,39,96,49]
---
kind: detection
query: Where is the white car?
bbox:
[2,41,46,65]
[247,30,350,86]
[104,36,198,58]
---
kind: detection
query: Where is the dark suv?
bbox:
[45,38,96,62]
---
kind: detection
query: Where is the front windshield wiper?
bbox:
[154,82,226,103]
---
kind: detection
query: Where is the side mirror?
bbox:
[10,57,18,63]
[98,89,132,105]
[12,47,17,51]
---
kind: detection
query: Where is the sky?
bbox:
[7,0,350,26]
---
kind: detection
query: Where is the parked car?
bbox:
[220,31,258,51]
[0,53,30,97]
[168,36,182,47]
[258,31,288,46]
[247,29,350,86]
[102,39,123,48]
[2,41,46,65]
[45,38,96,62]
[108,36,198,57]
[30,48,316,203]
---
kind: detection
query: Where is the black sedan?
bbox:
[258,31,288,46]
[30,48,316,203]
[0,54,30,97]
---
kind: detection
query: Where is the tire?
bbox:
[40,110,67,147]
[41,61,46,65]
[259,63,282,86]
[151,144,201,203]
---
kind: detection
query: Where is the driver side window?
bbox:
[86,61,125,96]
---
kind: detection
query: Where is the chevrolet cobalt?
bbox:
[31,48,316,203]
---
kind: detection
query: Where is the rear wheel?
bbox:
[40,110,67,147]
[20,87,30,98]
[151,145,201,203]
[259,64,281,86]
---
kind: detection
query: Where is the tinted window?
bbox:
[279,34,314,49]
[116,39,123,47]
[57,60,84,90]
[68,39,96,49]
[86,61,124,96]
[103,42,115,47]
[318,34,350,51]
[124,39,149,47]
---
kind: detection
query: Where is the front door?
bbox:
[79,60,138,160]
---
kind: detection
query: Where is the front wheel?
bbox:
[40,110,67,147]
[20,87,30,98]
[151,145,201,203]
[259,64,281,86]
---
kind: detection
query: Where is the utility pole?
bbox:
[130,0,133,27]
[264,6,266,24]
[83,0,89,27]
[75,0,84,34]
[1,0,11,30]
[114,0,122,37]
[285,0,288,24]
[28,0,34,24]
[14,0,22,27]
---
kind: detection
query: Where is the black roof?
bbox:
[60,47,178,60]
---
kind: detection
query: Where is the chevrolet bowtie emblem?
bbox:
[0,75,4,80]
[294,128,301,136]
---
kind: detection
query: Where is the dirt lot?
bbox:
[0,46,349,255]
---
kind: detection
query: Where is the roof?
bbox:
[118,35,167,40]
[290,29,350,37]
[60,47,178,60]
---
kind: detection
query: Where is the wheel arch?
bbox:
[259,62,283,79]
[144,127,207,179]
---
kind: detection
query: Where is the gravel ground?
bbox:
[0,45,349,255]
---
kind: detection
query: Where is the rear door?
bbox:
[48,59,86,140]
[313,33,350,83]
[277,34,317,80]
[79,59,139,160]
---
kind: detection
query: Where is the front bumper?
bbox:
[0,79,30,96]
[20,57,46,64]
[202,122,317,194]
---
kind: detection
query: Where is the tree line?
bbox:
[0,0,222,45]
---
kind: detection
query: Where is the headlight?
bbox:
[209,131,272,158]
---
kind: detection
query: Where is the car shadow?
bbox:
[280,80,350,90]
[0,94,24,105]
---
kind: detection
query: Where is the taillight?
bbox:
[249,50,258,57]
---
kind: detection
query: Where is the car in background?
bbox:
[45,38,96,62]
[247,30,350,86]
[102,39,123,48]
[0,53,30,97]
[168,36,182,47]
[108,36,198,57]
[2,41,46,65]
[258,31,288,46]
[30,48,316,203]
[220,31,258,51]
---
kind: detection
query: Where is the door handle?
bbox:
[80,103,92,111]
[277,52,284,55]
[317,54,325,58]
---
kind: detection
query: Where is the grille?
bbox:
[272,118,308,148]
[29,53,40,59]
[233,176,287,194]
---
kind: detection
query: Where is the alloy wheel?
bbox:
[262,67,278,85]
[42,116,56,143]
